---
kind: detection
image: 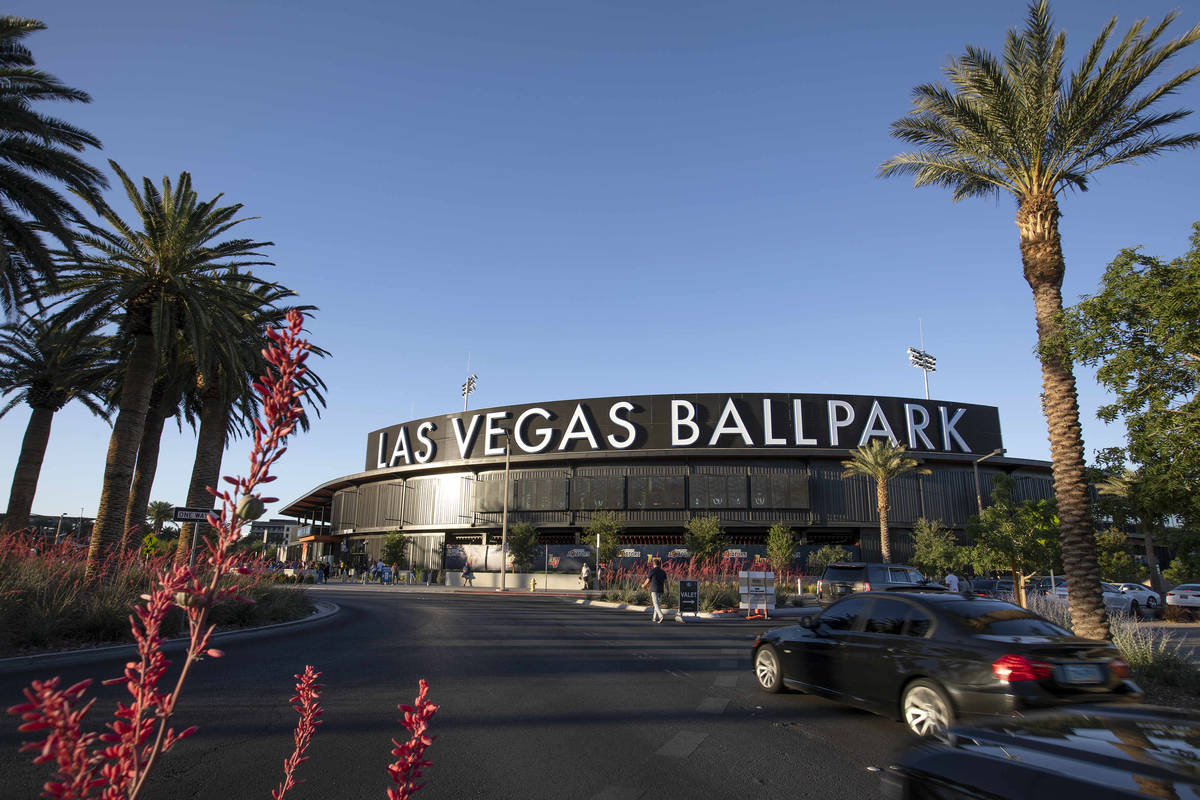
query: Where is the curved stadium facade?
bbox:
[279,392,1054,572]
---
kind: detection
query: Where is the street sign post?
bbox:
[679,579,699,621]
[173,507,214,523]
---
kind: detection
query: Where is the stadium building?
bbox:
[279,392,1055,573]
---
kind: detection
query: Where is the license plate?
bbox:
[1061,664,1103,684]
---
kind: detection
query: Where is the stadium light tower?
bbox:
[907,346,936,400]
[461,373,478,411]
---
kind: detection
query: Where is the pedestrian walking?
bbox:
[944,571,961,593]
[641,558,669,623]
[461,562,475,588]
[580,562,591,590]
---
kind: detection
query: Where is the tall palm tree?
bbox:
[146,499,174,536]
[879,1,1200,639]
[174,282,326,565]
[0,17,105,311]
[1096,470,1165,595]
[121,340,191,550]
[0,314,113,534]
[56,162,273,579]
[842,440,930,563]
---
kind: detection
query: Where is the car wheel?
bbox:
[754,646,785,693]
[1146,596,1158,609]
[902,680,954,741]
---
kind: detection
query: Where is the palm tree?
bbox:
[174,283,325,565]
[146,499,174,536]
[1096,470,1165,595]
[0,18,106,312]
[121,342,191,550]
[842,440,930,563]
[56,163,273,579]
[879,1,1200,639]
[0,314,113,534]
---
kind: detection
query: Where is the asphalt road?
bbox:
[0,586,921,799]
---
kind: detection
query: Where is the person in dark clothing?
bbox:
[640,558,669,623]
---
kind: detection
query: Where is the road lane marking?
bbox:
[718,659,738,669]
[721,647,740,655]
[588,789,643,800]
[697,697,729,714]
[714,675,737,688]
[657,731,708,758]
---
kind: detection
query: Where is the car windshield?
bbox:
[942,600,1071,637]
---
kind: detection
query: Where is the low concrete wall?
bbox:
[445,572,585,591]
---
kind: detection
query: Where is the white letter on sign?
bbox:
[671,400,700,446]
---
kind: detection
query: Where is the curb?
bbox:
[0,600,340,674]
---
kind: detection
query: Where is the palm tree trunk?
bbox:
[1019,194,1108,640]
[175,388,228,566]
[0,405,56,536]
[85,328,157,581]
[122,383,172,551]
[877,479,891,563]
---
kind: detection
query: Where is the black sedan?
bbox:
[884,704,1200,799]
[752,591,1142,739]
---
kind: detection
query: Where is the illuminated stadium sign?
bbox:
[366,393,1003,470]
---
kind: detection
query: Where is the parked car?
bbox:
[1165,583,1200,620]
[1113,582,1161,615]
[815,562,945,608]
[1049,582,1138,615]
[751,591,1142,739]
[1027,575,1066,596]
[883,704,1200,799]
[968,578,1015,599]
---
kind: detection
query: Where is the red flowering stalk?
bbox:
[385,680,438,800]
[8,678,104,799]
[9,310,314,800]
[272,666,323,800]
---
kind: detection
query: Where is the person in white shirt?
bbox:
[945,572,961,592]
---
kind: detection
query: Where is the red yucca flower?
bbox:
[8,311,314,800]
[273,666,324,800]
[386,680,439,800]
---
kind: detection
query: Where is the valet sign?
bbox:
[366,393,1004,470]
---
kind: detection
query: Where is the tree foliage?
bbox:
[806,544,853,573]
[584,511,624,564]
[684,515,727,563]
[505,522,539,573]
[968,475,1062,606]
[1059,224,1200,523]
[0,17,106,312]
[765,523,796,572]
[910,518,967,578]
[1094,529,1145,583]
[381,531,409,567]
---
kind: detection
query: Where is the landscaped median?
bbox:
[0,533,316,658]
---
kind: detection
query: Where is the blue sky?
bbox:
[6,0,1200,522]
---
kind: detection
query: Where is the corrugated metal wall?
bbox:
[328,463,1052,535]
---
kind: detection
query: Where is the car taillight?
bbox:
[992,654,1052,682]
[1167,591,1176,597]
[863,581,871,592]
[1110,658,1131,679]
